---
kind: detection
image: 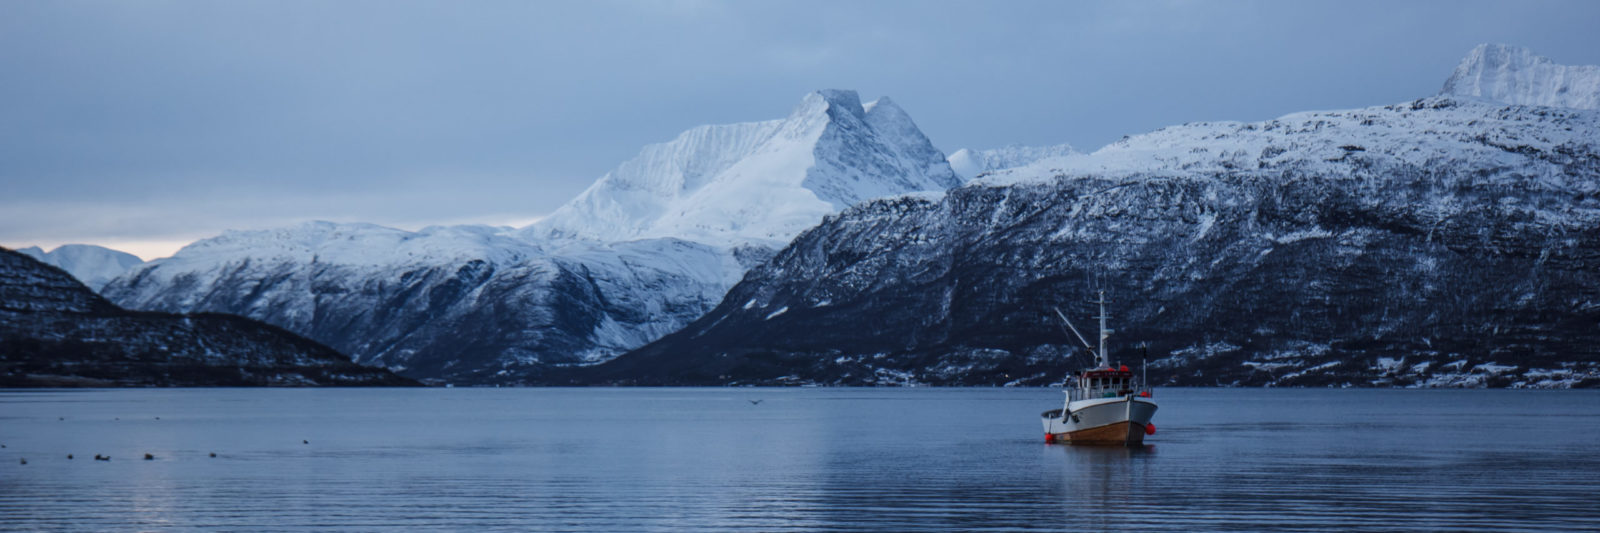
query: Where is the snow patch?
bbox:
[1272,227,1335,244]
[1441,44,1600,110]
[947,143,1078,180]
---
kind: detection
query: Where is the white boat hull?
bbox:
[1041,396,1158,445]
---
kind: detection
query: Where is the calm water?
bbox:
[1,388,1597,531]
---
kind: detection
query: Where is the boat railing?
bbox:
[1067,386,1153,402]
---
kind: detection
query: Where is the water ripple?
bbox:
[1,388,1597,531]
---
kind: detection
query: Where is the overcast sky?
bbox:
[4,0,1599,260]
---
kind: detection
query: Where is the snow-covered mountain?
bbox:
[0,247,413,387]
[1442,44,1600,110]
[598,46,1600,388]
[105,221,742,382]
[17,244,143,291]
[526,90,961,248]
[105,90,961,384]
[947,143,1078,181]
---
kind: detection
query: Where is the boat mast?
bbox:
[1096,291,1110,368]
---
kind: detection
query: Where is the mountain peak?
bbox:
[526,89,959,247]
[786,90,867,126]
[812,89,864,112]
[12,244,144,291]
[1440,44,1600,110]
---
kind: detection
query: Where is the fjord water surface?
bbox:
[1,388,1596,531]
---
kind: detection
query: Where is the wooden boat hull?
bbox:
[1042,396,1157,446]
[1060,421,1145,445]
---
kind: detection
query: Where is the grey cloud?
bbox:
[2,0,1598,256]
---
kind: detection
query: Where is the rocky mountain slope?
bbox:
[598,46,1600,389]
[17,244,143,291]
[0,247,415,387]
[104,91,960,384]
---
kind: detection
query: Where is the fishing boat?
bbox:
[1040,292,1158,446]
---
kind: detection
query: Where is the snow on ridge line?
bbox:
[157,219,542,268]
[15,243,145,291]
[953,43,1599,190]
[948,143,1078,181]
[523,89,959,249]
[972,94,1599,189]
[1441,43,1600,110]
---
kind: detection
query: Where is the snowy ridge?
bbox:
[983,96,1600,204]
[17,244,144,291]
[525,90,960,248]
[1441,44,1600,110]
[977,43,1600,187]
[162,221,539,269]
[947,143,1078,180]
[107,221,743,376]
